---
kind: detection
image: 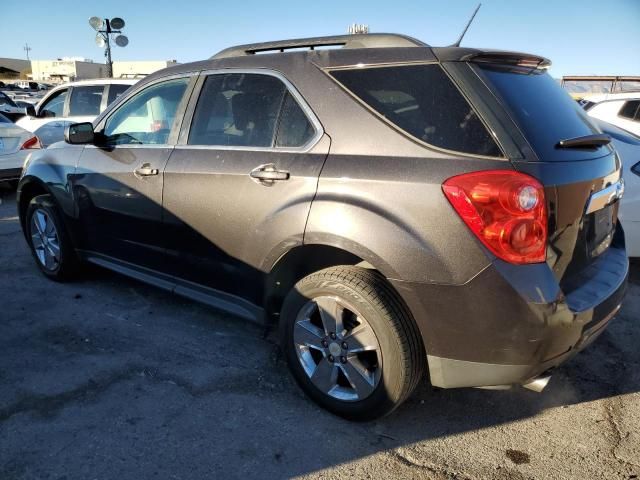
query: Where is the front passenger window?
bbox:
[103,78,189,145]
[40,89,68,118]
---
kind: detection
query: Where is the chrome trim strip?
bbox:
[585,178,625,214]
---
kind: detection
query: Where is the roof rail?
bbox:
[211,33,428,59]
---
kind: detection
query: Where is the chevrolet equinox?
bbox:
[17,34,628,420]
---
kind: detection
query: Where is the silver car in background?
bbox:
[0,113,40,184]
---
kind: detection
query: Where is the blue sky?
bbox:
[1,0,638,78]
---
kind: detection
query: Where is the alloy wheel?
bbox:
[30,209,61,271]
[293,295,382,401]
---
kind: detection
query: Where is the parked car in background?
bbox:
[17,34,628,419]
[562,75,640,99]
[14,81,40,91]
[584,93,640,136]
[0,92,27,121]
[16,79,136,146]
[590,117,640,257]
[0,112,40,184]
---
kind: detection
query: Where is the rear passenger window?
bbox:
[276,92,315,147]
[107,84,131,105]
[329,64,502,157]
[69,85,104,116]
[619,100,640,121]
[189,74,287,147]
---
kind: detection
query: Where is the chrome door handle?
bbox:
[135,163,159,177]
[250,164,290,183]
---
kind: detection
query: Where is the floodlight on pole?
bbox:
[89,16,129,78]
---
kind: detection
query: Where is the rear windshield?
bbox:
[476,65,609,161]
[329,64,502,157]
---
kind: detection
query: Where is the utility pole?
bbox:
[24,43,32,60]
[103,19,114,78]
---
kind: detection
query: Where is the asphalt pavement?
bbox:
[0,187,638,480]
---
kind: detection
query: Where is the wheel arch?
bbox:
[264,241,397,324]
[17,176,52,236]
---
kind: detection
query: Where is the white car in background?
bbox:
[0,112,41,184]
[16,79,136,146]
[584,92,640,136]
[590,117,640,257]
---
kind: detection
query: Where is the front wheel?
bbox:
[25,194,80,281]
[281,266,425,420]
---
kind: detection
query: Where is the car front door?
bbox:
[162,71,328,306]
[17,87,69,132]
[71,75,194,269]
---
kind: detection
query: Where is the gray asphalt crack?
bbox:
[605,397,640,473]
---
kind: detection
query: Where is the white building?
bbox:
[29,59,179,83]
[30,59,106,82]
[112,60,179,79]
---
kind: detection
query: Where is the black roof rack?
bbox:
[211,33,428,59]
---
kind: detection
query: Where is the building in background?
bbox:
[112,60,179,79]
[31,58,106,82]
[0,58,31,79]
[29,59,179,83]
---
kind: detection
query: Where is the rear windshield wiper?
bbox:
[556,134,611,149]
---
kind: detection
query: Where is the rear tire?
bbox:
[281,266,425,420]
[25,194,80,281]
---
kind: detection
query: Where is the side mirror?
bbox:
[24,105,36,117]
[65,122,95,145]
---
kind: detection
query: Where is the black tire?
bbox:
[281,266,425,420]
[25,194,81,281]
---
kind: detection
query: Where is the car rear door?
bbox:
[71,74,195,269]
[162,70,329,305]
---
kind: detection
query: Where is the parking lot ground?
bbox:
[0,188,639,480]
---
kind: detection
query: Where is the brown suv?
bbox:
[17,34,628,419]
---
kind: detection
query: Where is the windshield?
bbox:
[476,65,610,161]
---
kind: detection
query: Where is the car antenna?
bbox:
[452,3,481,47]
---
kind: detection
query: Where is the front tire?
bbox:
[281,266,425,420]
[25,194,80,281]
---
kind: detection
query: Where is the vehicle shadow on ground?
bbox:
[2,183,639,478]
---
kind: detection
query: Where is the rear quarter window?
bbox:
[618,100,640,121]
[328,64,502,157]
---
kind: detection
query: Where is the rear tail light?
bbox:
[442,170,547,264]
[20,136,41,150]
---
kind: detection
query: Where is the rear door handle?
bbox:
[250,164,290,183]
[135,163,159,177]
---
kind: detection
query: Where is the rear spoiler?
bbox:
[462,51,551,70]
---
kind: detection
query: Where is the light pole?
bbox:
[89,17,128,78]
[24,43,32,60]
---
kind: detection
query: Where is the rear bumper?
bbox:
[391,241,628,389]
[0,167,23,182]
[0,150,28,181]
